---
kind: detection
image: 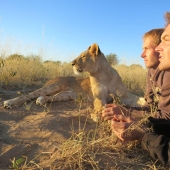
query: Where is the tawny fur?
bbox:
[71,43,145,121]
[4,77,92,109]
[4,43,145,122]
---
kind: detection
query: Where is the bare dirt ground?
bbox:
[0,89,97,169]
[0,89,168,170]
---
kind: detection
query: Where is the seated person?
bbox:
[102,12,170,165]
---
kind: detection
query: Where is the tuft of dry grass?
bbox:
[34,113,166,170]
[8,102,168,169]
[11,99,167,170]
[114,64,147,96]
[45,107,169,170]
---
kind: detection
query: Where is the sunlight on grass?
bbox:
[1,53,166,169]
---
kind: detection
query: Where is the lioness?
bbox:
[3,43,145,121]
[71,43,145,120]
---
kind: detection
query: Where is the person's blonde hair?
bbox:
[143,28,164,46]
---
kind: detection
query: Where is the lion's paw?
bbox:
[36,96,46,106]
[4,100,13,109]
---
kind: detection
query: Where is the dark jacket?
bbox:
[138,68,170,164]
[130,67,170,119]
[145,67,170,119]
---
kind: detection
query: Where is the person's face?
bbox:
[141,36,160,69]
[155,24,170,71]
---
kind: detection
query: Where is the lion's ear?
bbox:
[89,43,101,56]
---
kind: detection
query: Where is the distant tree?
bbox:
[130,64,143,69]
[43,60,62,66]
[26,55,42,62]
[54,61,62,66]
[6,53,25,60]
[105,53,119,65]
[43,60,50,63]
[117,64,129,69]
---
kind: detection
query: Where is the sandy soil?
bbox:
[0,89,168,170]
[0,89,95,169]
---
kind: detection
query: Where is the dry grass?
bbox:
[0,56,75,90]
[0,56,146,96]
[9,103,168,170]
[114,64,147,96]
[12,111,168,170]
[1,55,167,170]
[37,106,169,170]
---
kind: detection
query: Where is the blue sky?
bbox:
[0,1,170,66]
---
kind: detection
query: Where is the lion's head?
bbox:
[71,43,104,74]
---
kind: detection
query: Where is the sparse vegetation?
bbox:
[0,53,146,96]
[0,54,74,89]
[1,53,167,170]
